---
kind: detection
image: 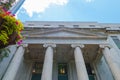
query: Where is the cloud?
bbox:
[85,0,94,3]
[22,0,68,17]
[15,8,26,18]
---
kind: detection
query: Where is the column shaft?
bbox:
[103,47,120,80]
[2,46,24,80]
[41,46,53,80]
[74,47,89,80]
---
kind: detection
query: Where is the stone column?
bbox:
[41,44,56,80]
[2,44,27,80]
[100,44,120,80]
[52,61,58,80]
[71,44,89,80]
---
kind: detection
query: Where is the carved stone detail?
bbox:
[43,43,56,48]
[71,44,84,48]
[22,44,28,48]
[99,44,112,49]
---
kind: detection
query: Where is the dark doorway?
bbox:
[31,62,43,80]
[58,63,68,80]
[31,73,41,80]
[86,63,95,80]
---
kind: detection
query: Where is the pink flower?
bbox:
[6,11,11,15]
[2,8,7,12]
[17,40,23,45]
[17,41,21,45]
[20,40,23,42]
[12,14,15,16]
[16,21,19,25]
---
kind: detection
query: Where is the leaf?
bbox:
[0,47,10,61]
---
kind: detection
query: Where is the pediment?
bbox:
[25,28,107,39]
[41,31,84,37]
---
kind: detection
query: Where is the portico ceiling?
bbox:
[24,44,99,63]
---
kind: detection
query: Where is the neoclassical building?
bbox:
[10,0,25,14]
[0,0,24,14]
[0,21,120,80]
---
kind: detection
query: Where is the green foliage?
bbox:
[0,0,15,10]
[0,48,10,61]
[1,2,12,10]
[0,31,9,44]
[0,8,24,49]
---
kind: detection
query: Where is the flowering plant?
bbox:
[0,8,24,49]
[0,1,12,10]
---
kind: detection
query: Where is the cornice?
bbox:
[25,36,107,40]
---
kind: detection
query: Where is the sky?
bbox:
[16,0,120,23]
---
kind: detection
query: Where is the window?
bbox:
[58,63,68,80]
[89,25,95,27]
[31,62,43,80]
[111,36,120,49]
[44,24,50,27]
[58,63,67,75]
[32,62,43,73]
[59,25,64,27]
[73,25,79,28]
[28,24,34,26]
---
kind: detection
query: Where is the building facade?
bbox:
[0,21,120,80]
[0,0,23,12]
[0,0,9,3]
[10,0,25,14]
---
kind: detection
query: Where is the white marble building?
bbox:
[0,21,120,80]
[9,0,25,14]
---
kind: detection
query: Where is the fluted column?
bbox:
[71,44,89,80]
[100,44,120,80]
[41,44,56,80]
[2,44,27,80]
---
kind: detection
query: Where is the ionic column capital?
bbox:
[43,43,56,48]
[16,44,28,48]
[71,44,84,48]
[22,44,28,48]
[99,44,112,49]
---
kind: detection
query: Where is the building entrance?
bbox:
[58,63,68,80]
[31,62,43,80]
[31,73,41,80]
[86,63,95,80]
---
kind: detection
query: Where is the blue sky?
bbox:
[16,0,120,23]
